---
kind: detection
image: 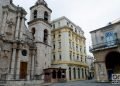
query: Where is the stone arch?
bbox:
[105,51,120,80]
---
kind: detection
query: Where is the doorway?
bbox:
[20,62,28,79]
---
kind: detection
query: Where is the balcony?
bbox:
[89,39,120,52]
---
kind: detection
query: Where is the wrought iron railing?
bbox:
[89,39,120,52]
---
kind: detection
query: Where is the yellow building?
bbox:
[51,16,88,81]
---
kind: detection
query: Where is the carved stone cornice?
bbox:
[28,18,52,27]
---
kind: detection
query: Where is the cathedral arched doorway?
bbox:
[105,51,120,81]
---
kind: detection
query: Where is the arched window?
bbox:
[31,28,35,39]
[44,11,48,21]
[44,29,48,44]
[33,10,37,19]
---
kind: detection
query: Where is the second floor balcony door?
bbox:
[104,32,116,46]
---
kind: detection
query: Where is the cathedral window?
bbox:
[33,10,37,19]
[22,50,27,56]
[44,11,49,21]
[44,29,48,44]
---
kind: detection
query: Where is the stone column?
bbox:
[1,10,7,34]
[95,63,100,81]
[8,44,17,80]
[16,49,21,80]
[19,16,25,39]
[96,62,108,82]
[80,68,82,80]
[31,50,36,80]
[16,44,22,79]
[66,67,69,81]
[15,13,21,40]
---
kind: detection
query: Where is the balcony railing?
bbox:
[89,39,120,52]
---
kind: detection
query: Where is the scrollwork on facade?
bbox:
[6,18,15,35]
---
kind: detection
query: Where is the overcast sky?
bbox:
[13,0,120,55]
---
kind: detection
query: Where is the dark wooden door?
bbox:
[20,62,27,79]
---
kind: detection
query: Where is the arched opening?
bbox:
[69,67,71,80]
[33,10,37,19]
[105,51,120,81]
[73,68,76,79]
[82,68,84,79]
[43,29,48,44]
[52,70,56,79]
[78,68,80,79]
[57,70,61,79]
[44,11,49,21]
[31,28,35,39]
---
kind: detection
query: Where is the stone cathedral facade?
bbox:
[0,0,52,81]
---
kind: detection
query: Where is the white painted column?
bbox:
[15,13,21,40]
[19,16,25,39]
[66,67,69,81]
[83,68,86,80]
[1,11,7,34]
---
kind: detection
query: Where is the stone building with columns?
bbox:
[90,20,120,82]
[0,0,51,81]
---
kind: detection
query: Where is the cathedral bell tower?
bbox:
[28,0,52,75]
